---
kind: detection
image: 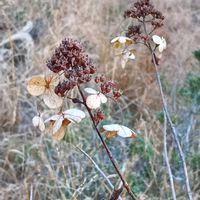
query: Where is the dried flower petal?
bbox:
[85,88,107,109]
[101,124,137,138]
[52,125,66,140]
[152,35,166,53]
[84,88,98,94]
[121,51,135,69]
[111,36,133,49]
[63,109,86,123]
[27,74,63,108]
[45,108,85,140]
[32,115,45,131]
[43,88,63,109]
[27,76,46,96]
[53,115,64,134]
[86,94,101,109]
[98,93,107,103]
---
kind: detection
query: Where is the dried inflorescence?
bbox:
[94,109,105,123]
[126,25,142,41]
[46,38,122,102]
[47,38,96,96]
[124,0,164,41]
[124,0,164,21]
[95,74,122,100]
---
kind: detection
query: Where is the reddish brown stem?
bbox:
[77,86,138,200]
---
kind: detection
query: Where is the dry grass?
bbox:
[0,0,200,199]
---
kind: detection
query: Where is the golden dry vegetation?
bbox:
[0,0,200,199]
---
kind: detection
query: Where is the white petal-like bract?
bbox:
[84,88,98,94]
[158,45,164,53]
[103,124,121,131]
[128,53,135,60]
[52,115,64,134]
[64,109,86,123]
[44,114,61,123]
[117,125,133,138]
[32,116,40,127]
[99,93,107,104]
[118,36,127,43]
[86,95,101,109]
[152,35,162,45]
[102,124,137,138]
[42,88,63,109]
[111,36,132,44]
[111,36,120,43]
[121,51,135,69]
[152,35,167,53]
[38,119,45,131]
[32,115,45,131]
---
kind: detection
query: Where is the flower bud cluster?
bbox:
[47,38,96,96]
[126,25,141,41]
[94,109,105,123]
[95,74,122,100]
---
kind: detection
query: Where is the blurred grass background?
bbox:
[0,0,200,199]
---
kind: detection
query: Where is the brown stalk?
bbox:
[77,85,138,200]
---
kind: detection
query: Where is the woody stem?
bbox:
[141,16,193,200]
[77,85,137,200]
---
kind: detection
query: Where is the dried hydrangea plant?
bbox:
[27,0,193,199]
[27,38,137,199]
[110,0,192,200]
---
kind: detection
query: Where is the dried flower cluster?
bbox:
[95,74,122,100]
[47,38,96,96]
[94,109,105,123]
[126,25,142,41]
[124,0,164,19]
[124,0,164,42]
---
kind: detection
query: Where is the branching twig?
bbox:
[75,146,113,189]
[75,145,123,200]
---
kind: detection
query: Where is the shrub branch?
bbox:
[163,111,177,200]
[140,17,193,200]
[77,85,138,200]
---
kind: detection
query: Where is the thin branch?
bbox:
[77,85,138,200]
[163,111,177,200]
[29,184,33,200]
[75,146,113,189]
[151,52,193,200]
[141,17,193,200]
[75,146,123,200]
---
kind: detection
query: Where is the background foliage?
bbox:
[0,0,200,199]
